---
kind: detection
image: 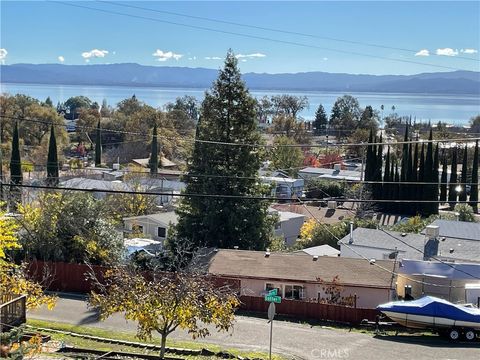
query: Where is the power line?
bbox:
[3,115,480,148]
[99,0,480,63]
[49,0,471,72]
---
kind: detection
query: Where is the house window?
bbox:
[157,227,167,238]
[284,285,304,300]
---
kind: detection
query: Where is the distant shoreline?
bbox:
[2,81,480,97]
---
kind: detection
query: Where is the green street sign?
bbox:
[267,289,277,296]
[265,295,281,303]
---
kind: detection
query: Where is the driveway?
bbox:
[29,295,480,360]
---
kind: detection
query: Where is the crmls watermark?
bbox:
[311,348,350,359]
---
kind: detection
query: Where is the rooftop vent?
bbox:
[112,163,120,171]
[234,246,239,250]
[265,251,271,258]
[425,225,440,239]
[328,201,337,210]
[401,233,407,237]
[333,163,341,171]
[313,255,319,261]
[449,248,454,254]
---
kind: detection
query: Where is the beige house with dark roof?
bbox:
[206,249,396,308]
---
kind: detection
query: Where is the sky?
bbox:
[1,1,479,75]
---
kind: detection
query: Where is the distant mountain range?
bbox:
[1,63,479,95]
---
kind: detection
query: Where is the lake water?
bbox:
[1,82,479,124]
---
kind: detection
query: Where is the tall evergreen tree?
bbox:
[10,122,22,185]
[440,151,448,203]
[313,104,328,135]
[459,145,468,202]
[411,142,419,213]
[373,135,383,199]
[448,147,458,209]
[470,140,479,213]
[393,162,400,213]
[417,143,425,213]
[149,123,159,175]
[432,144,440,214]
[95,120,102,166]
[399,124,409,211]
[9,122,23,209]
[365,129,375,181]
[382,146,391,210]
[176,51,273,250]
[46,125,59,186]
[423,129,434,215]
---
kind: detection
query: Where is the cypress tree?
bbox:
[399,125,409,211]
[470,140,478,213]
[448,148,458,209]
[46,125,59,186]
[389,158,395,209]
[176,51,272,250]
[439,151,448,203]
[459,145,468,202]
[10,122,23,209]
[423,129,434,215]
[417,143,425,214]
[365,129,374,181]
[393,162,400,213]
[95,120,102,167]
[373,135,383,200]
[432,144,439,214]
[382,146,391,210]
[412,142,419,213]
[149,123,159,175]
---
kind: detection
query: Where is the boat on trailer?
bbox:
[377,296,480,341]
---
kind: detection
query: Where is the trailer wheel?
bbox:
[448,328,460,341]
[464,329,476,341]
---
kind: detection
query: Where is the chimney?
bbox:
[424,225,440,260]
[333,163,341,172]
[349,221,354,244]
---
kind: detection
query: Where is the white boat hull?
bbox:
[382,310,480,330]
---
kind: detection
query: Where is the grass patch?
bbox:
[28,319,282,359]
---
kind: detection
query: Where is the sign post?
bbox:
[265,289,281,360]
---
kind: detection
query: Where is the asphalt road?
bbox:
[29,295,480,360]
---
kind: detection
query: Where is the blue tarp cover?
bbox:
[377,296,480,323]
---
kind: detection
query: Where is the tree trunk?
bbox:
[159,332,167,359]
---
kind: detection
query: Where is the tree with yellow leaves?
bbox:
[0,208,55,357]
[90,261,239,359]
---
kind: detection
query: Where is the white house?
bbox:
[269,208,305,246]
[123,211,178,243]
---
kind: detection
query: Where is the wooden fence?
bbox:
[0,294,27,332]
[239,295,379,324]
[27,261,378,325]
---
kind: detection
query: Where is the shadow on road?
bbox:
[373,334,480,348]
[77,308,101,325]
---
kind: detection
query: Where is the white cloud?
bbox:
[112,51,116,55]
[152,49,183,61]
[0,48,7,64]
[82,49,109,60]
[241,59,247,62]
[414,49,430,57]
[461,48,478,54]
[205,56,222,60]
[235,53,266,59]
[85,59,90,63]
[188,56,197,60]
[323,57,328,61]
[436,48,458,56]
[58,56,65,63]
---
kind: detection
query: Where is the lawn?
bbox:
[28,319,283,359]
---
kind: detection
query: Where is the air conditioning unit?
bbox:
[112,163,120,170]
[425,225,439,238]
[327,201,337,209]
